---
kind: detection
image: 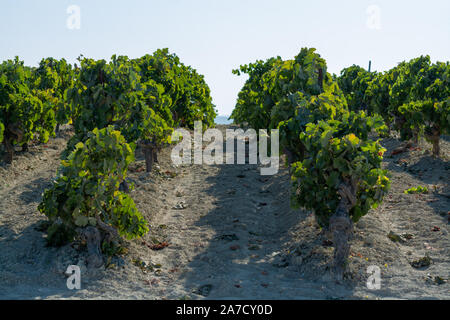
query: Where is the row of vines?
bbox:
[231,48,449,279]
[337,56,449,156]
[0,50,217,264]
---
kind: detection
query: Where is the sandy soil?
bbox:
[0,125,448,300]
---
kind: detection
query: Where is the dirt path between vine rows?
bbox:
[0,125,449,299]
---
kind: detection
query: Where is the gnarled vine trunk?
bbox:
[140,141,155,173]
[412,131,419,145]
[3,138,14,164]
[431,136,440,157]
[427,126,441,157]
[3,122,24,164]
[77,216,121,268]
[78,226,103,268]
[143,147,154,172]
[329,181,357,281]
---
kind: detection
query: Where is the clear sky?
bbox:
[1,0,449,116]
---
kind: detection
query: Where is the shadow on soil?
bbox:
[0,221,81,300]
[381,137,450,224]
[169,134,356,299]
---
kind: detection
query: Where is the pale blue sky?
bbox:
[1,0,449,116]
